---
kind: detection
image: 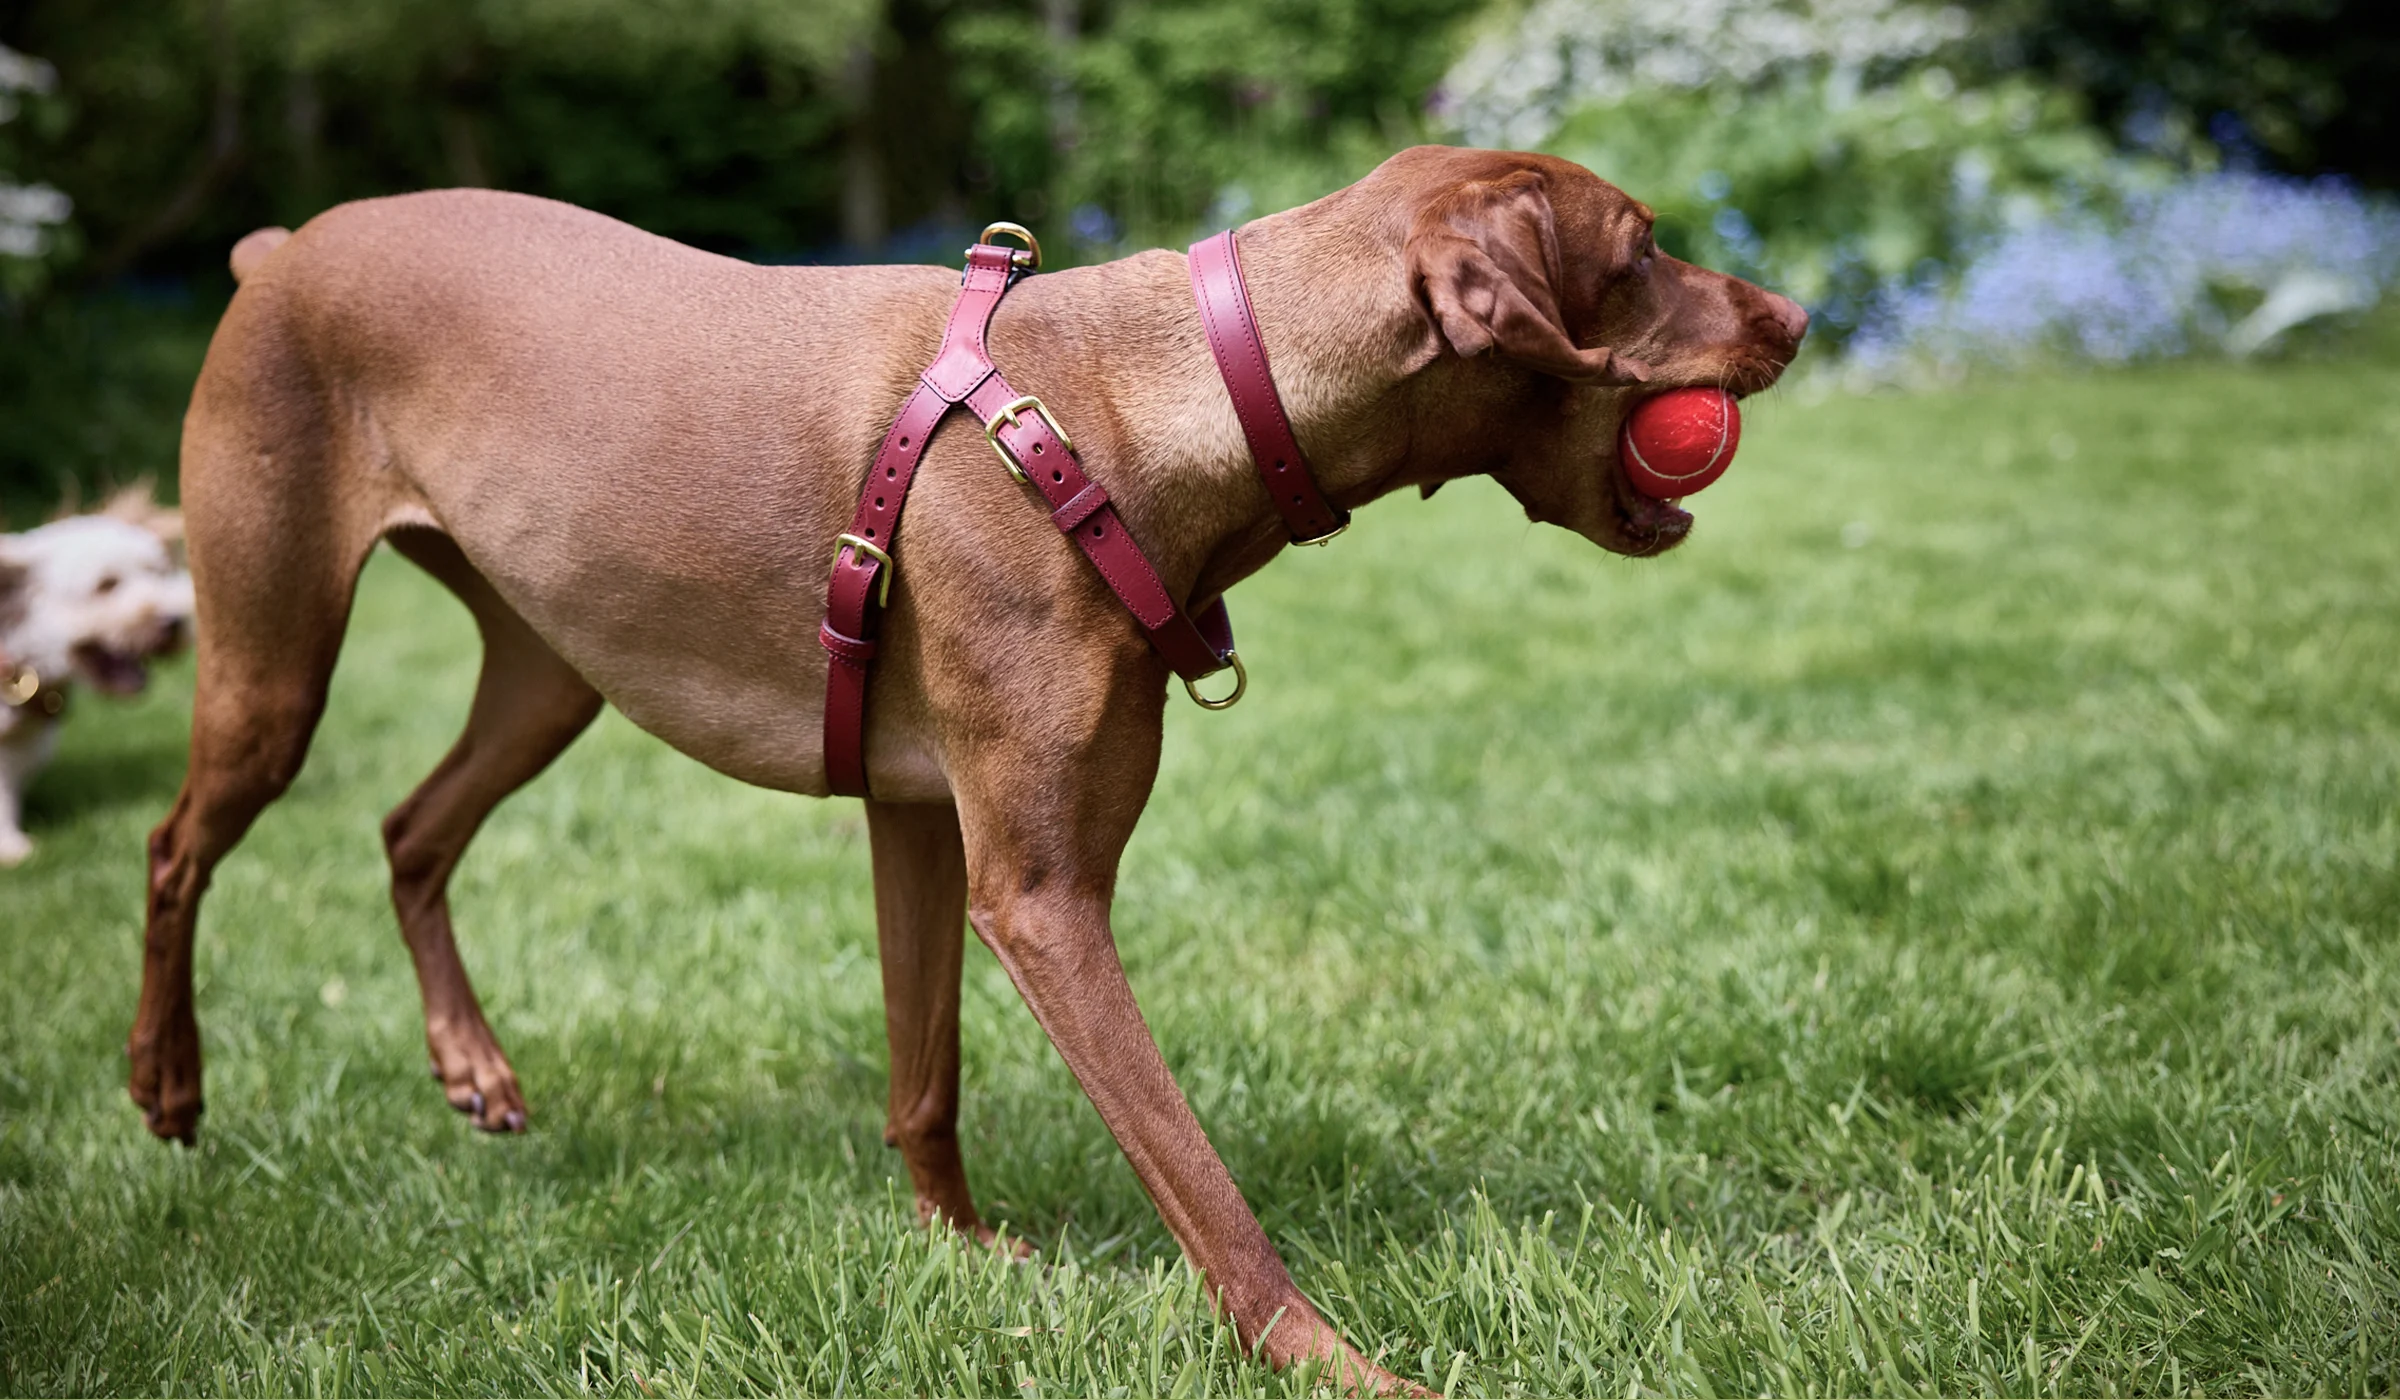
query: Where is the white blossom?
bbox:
[2,43,70,267]
[1438,0,1970,149]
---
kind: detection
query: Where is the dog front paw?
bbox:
[427,1027,529,1133]
[0,828,32,867]
[127,1008,204,1145]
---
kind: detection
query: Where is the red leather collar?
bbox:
[1188,229,1348,545]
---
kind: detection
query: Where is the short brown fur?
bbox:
[136,146,1803,1394]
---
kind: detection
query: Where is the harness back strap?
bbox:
[820,236,1239,799]
[1188,229,1349,545]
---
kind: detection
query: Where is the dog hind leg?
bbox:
[380,528,601,1132]
[131,466,367,1144]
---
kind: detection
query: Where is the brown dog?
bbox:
[133,145,1802,1392]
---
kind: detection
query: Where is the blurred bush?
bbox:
[0,0,1484,504]
[1849,171,2400,375]
[1958,0,2399,188]
[1,43,74,303]
[1546,75,2127,339]
[950,0,1482,255]
[3,0,873,286]
[1441,0,2152,345]
[1439,0,2400,364]
[2,0,2396,510]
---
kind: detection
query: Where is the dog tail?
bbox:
[229,227,292,284]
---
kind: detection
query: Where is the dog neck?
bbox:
[1042,198,1443,600]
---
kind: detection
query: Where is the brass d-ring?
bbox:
[977,221,1041,271]
[1182,652,1247,711]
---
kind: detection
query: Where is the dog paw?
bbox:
[429,1038,529,1133]
[0,830,32,867]
[127,1011,204,1145]
[971,1223,1036,1261]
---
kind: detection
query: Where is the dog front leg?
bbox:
[0,764,30,868]
[953,789,1421,1396]
[0,719,56,866]
[0,783,32,865]
[864,798,1021,1249]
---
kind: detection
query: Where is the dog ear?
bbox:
[0,539,27,636]
[1406,170,1652,386]
[99,481,186,558]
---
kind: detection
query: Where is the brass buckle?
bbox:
[976,221,1041,272]
[984,394,1075,485]
[2,665,38,708]
[834,532,894,607]
[1182,652,1246,711]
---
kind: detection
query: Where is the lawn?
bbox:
[3,327,2397,1396]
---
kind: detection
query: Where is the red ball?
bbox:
[1619,387,1742,498]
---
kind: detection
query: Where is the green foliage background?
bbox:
[1544,72,2127,330]
[0,0,2391,510]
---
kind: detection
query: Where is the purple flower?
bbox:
[1850,171,2400,372]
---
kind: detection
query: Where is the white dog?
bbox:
[0,491,194,865]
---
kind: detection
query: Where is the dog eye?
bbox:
[96,574,120,595]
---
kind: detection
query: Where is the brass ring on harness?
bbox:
[976,222,1042,271]
[1182,652,1247,711]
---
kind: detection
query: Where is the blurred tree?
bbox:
[1,43,75,302]
[1,0,877,281]
[2,0,1485,282]
[947,0,1485,252]
[1961,0,2400,186]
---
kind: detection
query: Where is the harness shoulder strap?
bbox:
[819,243,1020,797]
[820,232,1242,799]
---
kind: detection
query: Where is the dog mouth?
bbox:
[1609,479,1692,556]
[1601,375,1778,556]
[71,622,186,696]
[72,643,152,695]
[1603,396,1703,557]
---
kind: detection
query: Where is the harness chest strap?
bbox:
[819,233,1237,798]
[819,225,1349,798]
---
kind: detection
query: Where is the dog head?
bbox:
[1379,147,1807,556]
[0,488,194,697]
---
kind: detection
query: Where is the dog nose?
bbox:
[1765,292,1809,345]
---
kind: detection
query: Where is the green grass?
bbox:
[5,331,2399,1396]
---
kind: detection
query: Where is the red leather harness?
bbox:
[819,224,1337,798]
